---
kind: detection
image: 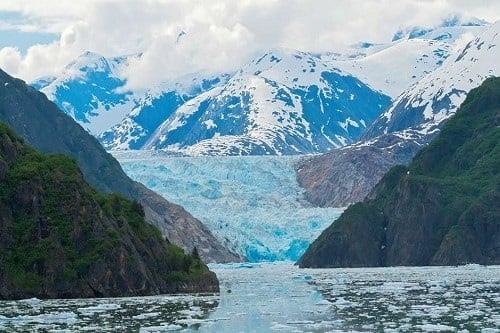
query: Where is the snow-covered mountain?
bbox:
[141,49,391,155]
[99,73,231,150]
[32,51,135,134]
[363,20,500,139]
[391,16,486,42]
[328,22,486,98]
[331,38,454,98]
[31,51,230,142]
[30,18,490,156]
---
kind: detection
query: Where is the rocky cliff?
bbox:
[296,132,426,207]
[297,77,500,268]
[0,122,218,299]
[0,69,240,263]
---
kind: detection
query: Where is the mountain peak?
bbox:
[138,48,391,155]
[392,15,488,41]
[364,20,499,139]
[65,50,111,74]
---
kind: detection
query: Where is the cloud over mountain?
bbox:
[1,0,499,89]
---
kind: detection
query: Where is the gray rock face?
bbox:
[296,132,428,207]
[0,68,240,263]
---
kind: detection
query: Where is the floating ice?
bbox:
[0,264,498,331]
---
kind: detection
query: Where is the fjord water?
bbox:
[1,263,499,332]
[113,152,344,262]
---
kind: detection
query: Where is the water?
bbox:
[1,263,499,332]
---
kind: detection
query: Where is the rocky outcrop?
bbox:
[297,77,500,268]
[0,68,240,263]
[0,122,219,300]
[296,132,426,207]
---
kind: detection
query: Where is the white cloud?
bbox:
[0,47,22,74]
[0,0,499,88]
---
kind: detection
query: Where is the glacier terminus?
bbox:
[114,151,344,262]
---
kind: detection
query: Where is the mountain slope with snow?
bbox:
[99,73,231,150]
[363,20,499,139]
[327,20,486,98]
[297,21,499,208]
[32,51,134,134]
[143,49,391,155]
[332,38,453,98]
[29,19,489,157]
[391,16,486,42]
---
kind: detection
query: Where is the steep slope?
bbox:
[297,21,499,208]
[30,19,485,157]
[32,51,231,143]
[32,51,134,135]
[144,49,391,155]
[332,38,454,98]
[0,68,239,263]
[297,77,500,268]
[364,20,499,139]
[296,132,425,207]
[99,73,231,150]
[0,122,218,299]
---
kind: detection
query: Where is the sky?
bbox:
[0,0,499,89]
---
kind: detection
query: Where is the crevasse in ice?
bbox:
[114,152,344,262]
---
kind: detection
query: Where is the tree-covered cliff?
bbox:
[0,122,218,299]
[298,77,500,268]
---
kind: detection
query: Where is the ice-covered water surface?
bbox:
[306,264,500,332]
[203,262,332,332]
[0,294,219,332]
[206,263,500,332]
[1,263,498,332]
[113,151,344,261]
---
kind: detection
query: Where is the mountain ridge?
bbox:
[363,20,500,140]
[297,21,499,208]
[29,21,487,156]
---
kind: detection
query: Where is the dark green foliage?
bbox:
[0,122,217,299]
[298,77,500,268]
[191,246,200,260]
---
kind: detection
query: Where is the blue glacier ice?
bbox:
[114,152,344,262]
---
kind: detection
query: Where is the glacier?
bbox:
[113,151,344,262]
